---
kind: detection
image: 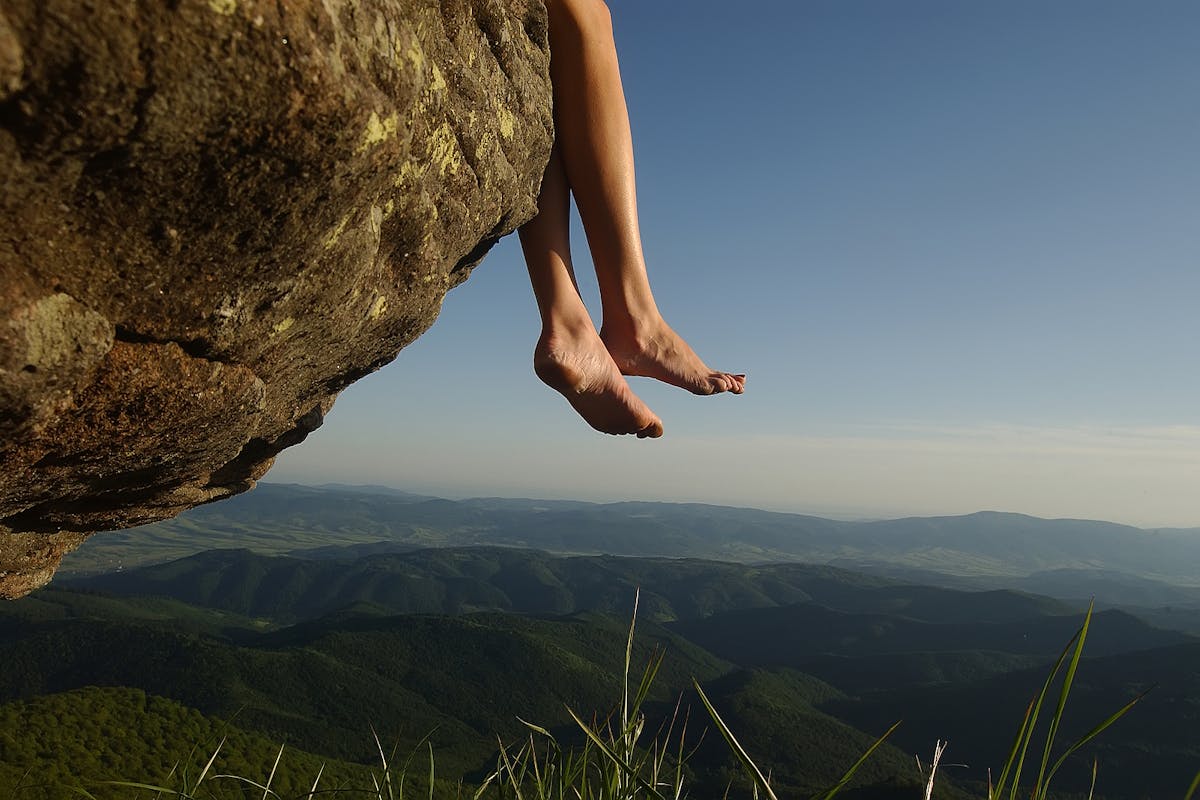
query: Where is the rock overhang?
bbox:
[0,0,553,597]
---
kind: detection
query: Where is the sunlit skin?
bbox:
[519,0,744,438]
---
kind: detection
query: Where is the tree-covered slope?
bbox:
[63,546,1076,625]
[0,605,727,780]
[59,484,1200,588]
[668,605,1190,664]
[0,686,375,800]
[7,542,1199,799]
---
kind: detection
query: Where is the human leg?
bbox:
[544,0,745,396]
[518,144,664,438]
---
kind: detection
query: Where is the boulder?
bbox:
[0,0,553,597]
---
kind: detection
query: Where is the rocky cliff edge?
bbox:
[0,0,553,597]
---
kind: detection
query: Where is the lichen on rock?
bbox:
[0,0,553,597]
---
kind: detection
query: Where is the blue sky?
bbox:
[272,0,1200,527]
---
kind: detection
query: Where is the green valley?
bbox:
[4,485,1199,798]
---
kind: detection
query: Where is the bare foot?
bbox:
[534,329,664,438]
[602,319,746,396]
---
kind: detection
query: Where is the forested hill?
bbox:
[6,543,1200,798]
[0,593,932,798]
[60,484,1200,595]
[15,482,1200,798]
[64,546,1075,625]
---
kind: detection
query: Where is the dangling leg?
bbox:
[519,144,664,438]
[545,0,744,396]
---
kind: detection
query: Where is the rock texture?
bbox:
[0,0,553,597]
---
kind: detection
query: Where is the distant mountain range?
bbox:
[60,484,1200,610]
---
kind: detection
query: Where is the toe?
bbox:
[637,419,664,438]
[694,375,722,395]
[710,373,737,394]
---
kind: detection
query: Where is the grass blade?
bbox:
[1035,602,1094,797]
[672,713,688,800]
[566,705,668,800]
[1044,685,1152,787]
[99,780,190,794]
[213,775,281,797]
[196,736,226,788]
[811,720,902,800]
[306,763,325,800]
[989,699,1034,799]
[922,740,947,800]
[624,589,640,728]
[263,743,285,800]
[630,649,666,725]
[1185,766,1200,800]
[992,622,1082,799]
[517,717,552,737]
[428,741,436,800]
[494,738,525,800]
[471,763,499,800]
[692,679,779,800]
[371,725,394,800]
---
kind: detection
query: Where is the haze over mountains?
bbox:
[5,483,1199,798]
[62,483,1200,609]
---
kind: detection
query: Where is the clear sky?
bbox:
[272,0,1200,528]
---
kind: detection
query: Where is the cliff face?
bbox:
[0,0,553,597]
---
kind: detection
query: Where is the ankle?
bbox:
[541,311,597,344]
[601,310,665,350]
[599,292,660,337]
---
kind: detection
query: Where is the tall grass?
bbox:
[490,591,688,800]
[984,601,1150,800]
